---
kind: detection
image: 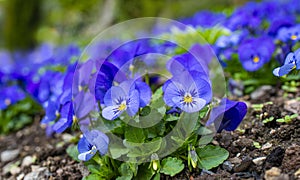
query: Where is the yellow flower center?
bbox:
[118,102,127,111]
[183,94,193,103]
[291,35,297,40]
[4,98,11,106]
[253,56,260,63]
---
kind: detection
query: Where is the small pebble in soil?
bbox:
[261,142,273,150]
[295,168,300,178]
[233,157,253,172]
[24,167,51,180]
[250,85,272,100]
[264,167,289,180]
[1,149,20,162]
[21,155,36,167]
[252,157,266,166]
[222,161,233,172]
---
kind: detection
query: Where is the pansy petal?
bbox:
[78,150,95,161]
[88,130,109,155]
[77,136,92,153]
[295,49,300,69]
[74,91,95,119]
[52,117,72,133]
[135,81,151,107]
[102,105,122,120]
[163,80,181,107]
[284,52,295,65]
[127,89,139,116]
[278,63,295,76]
[104,86,126,106]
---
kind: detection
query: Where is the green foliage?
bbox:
[66,145,80,162]
[0,98,41,134]
[160,157,184,177]
[196,145,229,170]
[262,116,274,124]
[253,141,261,149]
[276,114,298,123]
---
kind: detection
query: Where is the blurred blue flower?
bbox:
[180,11,226,28]
[0,85,26,110]
[238,37,275,71]
[78,130,109,161]
[277,25,300,43]
[273,49,300,76]
[206,98,247,133]
[163,71,211,113]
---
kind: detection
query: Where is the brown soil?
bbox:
[0,88,299,180]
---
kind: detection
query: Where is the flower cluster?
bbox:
[181,0,300,76]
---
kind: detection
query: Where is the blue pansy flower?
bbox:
[277,25,300,43]
[273,49,300,76]
[206,98,247,133]
[163,71,212,113]
[166,50,210,77]
[0,85,26,110]
[238,37,275,71]
[77,130,109,161]
[102,79,150,120]
[95,61,126,103]
[53,91,95,133]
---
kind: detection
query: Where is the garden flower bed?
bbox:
[0,0,300,179]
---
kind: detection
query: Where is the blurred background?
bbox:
[0,0,248,51]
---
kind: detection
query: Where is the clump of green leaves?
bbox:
[0,98,41,134]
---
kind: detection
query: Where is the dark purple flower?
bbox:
[206,98,247,133]
[268,16,295,37]
[94,61,126,103]
[41,100,60,124]
[0,85,26,110]
[273,48,300,76]
[238,37,275,71]
[163,71,212,113]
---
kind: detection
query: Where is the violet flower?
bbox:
[0,85,26,110]
[238,37,275,71]
[206,98,247,133]
[102,79,151,120]
[273,49,300,76]
[78,130,109,161]
[163,71,212,113]
[277,25,300,43]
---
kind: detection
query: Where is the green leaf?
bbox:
[117,163,134,180]
[66,145,80,162]
[165,114,180,122]
[83,174,103,180]
[125,138,162,158]
[160,157,184,177]
[134,163,155,180]
[124,126,145,143]
[109,143,129,159]
[140,106,151,116]
[87,164,101,174]
[196,145,229,170]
